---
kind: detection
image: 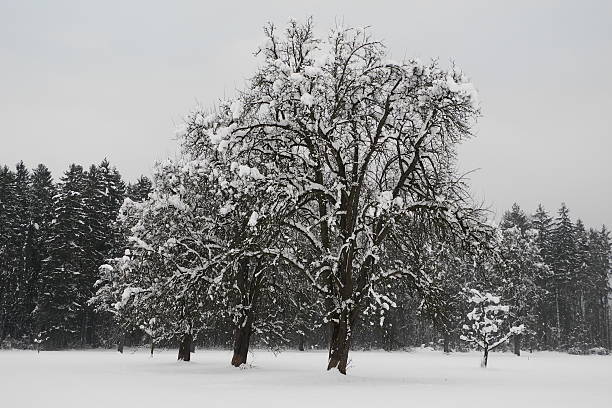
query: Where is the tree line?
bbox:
[1,160,608,358]
[0,160,151,348]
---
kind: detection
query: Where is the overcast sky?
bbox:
[1,0,610,227]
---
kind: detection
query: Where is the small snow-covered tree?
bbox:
[91,158,219,360]
[461,289,525,367]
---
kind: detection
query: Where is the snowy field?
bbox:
[1,348,610,408]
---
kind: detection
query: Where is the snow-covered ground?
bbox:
[1,348,610,407]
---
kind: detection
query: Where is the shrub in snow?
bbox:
[587,347,609,356]
[567,346,609,356]
[460,289,525,367]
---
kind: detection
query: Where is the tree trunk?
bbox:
[555,289,561,348]
[117,333,124,354]
[80,311,88,346]
[386,315,396,351]
[178,333,193,361]
[327,311,352,375]
[298,334,305,351]
[580,291,586,320]
[443,333,450,353]
[481,346,489,368]
[604,295,611,350]
[89,313,96,346]
[513,334,521,356]
[0,316,5,341]
[150,340,154,357]
[231,313,253,367]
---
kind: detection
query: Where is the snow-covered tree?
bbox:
[92,152,296,364]
[39,164,89,347]
[460,289,525,367]
[180,18,487,374]
[0,165,19,342]
[494,219,550,355]
[550,203,579,347]
[530,204,557,348]
[92,159,216,359]
[29,165,56,345]
[74,161,126,345]
[500,203,530,232]
[586,227,611,349]
[386,214,494,353]
[126,175,152,202]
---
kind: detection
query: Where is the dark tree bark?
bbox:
[513,334,522,356]
[327,239,360,375]
[230,255,264,367]
[0,318,5,342]
[443,333,451,353]
[481,346,489,368]
[231,313,253,367]
[117,332,125,354]
[80,312,88,346]
[384,313,396,351]
[89,314,96,346]
[298,334,305,351]
[555,289,561,347]
[178,333,193,361]
[327,311,353,375]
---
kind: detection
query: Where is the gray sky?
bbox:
[1,0,611,228]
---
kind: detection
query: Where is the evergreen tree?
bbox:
[0,163,33,343]
[0,165,16,341]
[87,160,126,257]
[570,220,591,348]
[26,165,56,343]
[531,204,556,348]
[550,203,579,348]
[495,220,550,354]
[500,203,530,232]
[532,205,554,262]
[79,160,125,345]
[585,227,611,349]
[39,164,89,347]
[126,175,152,202]
[12,163,33,339]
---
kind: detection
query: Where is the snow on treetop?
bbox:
[230,100,244,120]
[247,211,259,227]
[237,165,264,180]
[300,93,314,106]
